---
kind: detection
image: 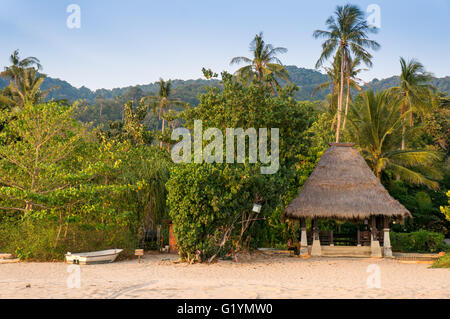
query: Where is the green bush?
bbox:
[391,230,445,253]
[0,218,138,261]
[0,100,172,261]
[431,253,450,268]
[167,162,289,262]
[167,74,320,262]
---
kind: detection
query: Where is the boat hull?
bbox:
[65,249,123,265]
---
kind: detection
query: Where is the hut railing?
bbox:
[304,229,385,247]
[306,231,334,246]
[357,230,384,246]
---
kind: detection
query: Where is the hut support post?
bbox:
[299,218,308,256]
[311,218,322,256]
[370,216,382,258]
[330,230,334,246]
[383,217,392,258]
[357,229,361,246]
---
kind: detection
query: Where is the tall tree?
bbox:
[313,4,380,143]
[230,32,290,89]
[389,57,434,150]
[0,102,92,214]
[342,56,366,130]
[1,49,42,86]
[8,68,54,106]
[1,50,54,107]
[348,91,441,189]
[144,79,184,147]
[312,52,340,105]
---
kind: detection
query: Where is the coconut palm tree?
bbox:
[389,57,434,150]
[311,51,341,111]
[312,52,365,131]
[0,50,55,107]
[7,68,55,106]
[142,79,184,147]
[311,52,342,131]
[1,50,42,86]
[313,4,380,143]
[342,56,366,130]
[348,90,441,189]
[230,32,290,89]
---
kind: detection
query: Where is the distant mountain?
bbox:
[364,75,450,94]
[1,66,449,105]
[284,66,330,100]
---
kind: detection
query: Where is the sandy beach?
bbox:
[0,252,448,299]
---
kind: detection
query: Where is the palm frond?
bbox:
[389,163,439,190]
[387,150,441,167]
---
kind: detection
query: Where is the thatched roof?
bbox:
[285,143,411,220]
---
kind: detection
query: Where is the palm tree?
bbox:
[311,52,342,131]
[311,52,341,111]
[348,90,441,189]
[389,57,433,150]
[1,50,42,86]
[342,56,366,130]
[7,68,55,106]
[8,68,49,105]
[230,32,290,89]
[313,4,380,143]
[312,53,366,132]
[143,79,184,147]
[0,50,54,107]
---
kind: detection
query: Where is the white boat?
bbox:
[65,249,123,265]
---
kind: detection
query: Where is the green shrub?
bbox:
[391,230,445,253]
[166,162,292,262]
[431,253,450,268]
[0,218,138,261]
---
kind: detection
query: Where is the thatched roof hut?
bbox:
[285,143,411,220]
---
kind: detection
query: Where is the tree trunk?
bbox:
[335,47,345,143]
[25,200,32,215]
[401,103,407,150]
[256,65,262,81]
[401,124,406,150]
[342,77,351,131]
[159,102,165,148]
[160,118,165,148]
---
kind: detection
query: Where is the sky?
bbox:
[1,0,449,90]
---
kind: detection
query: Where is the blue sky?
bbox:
[1,0,449,90]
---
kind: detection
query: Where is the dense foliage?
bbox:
[390,230,446,253]
[166,76,319,262]
[0,3,449,262]
[0,100,172,260]
[3,67,449,115]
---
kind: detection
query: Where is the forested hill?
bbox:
[363,75,450,94]
[1,66,449,105]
